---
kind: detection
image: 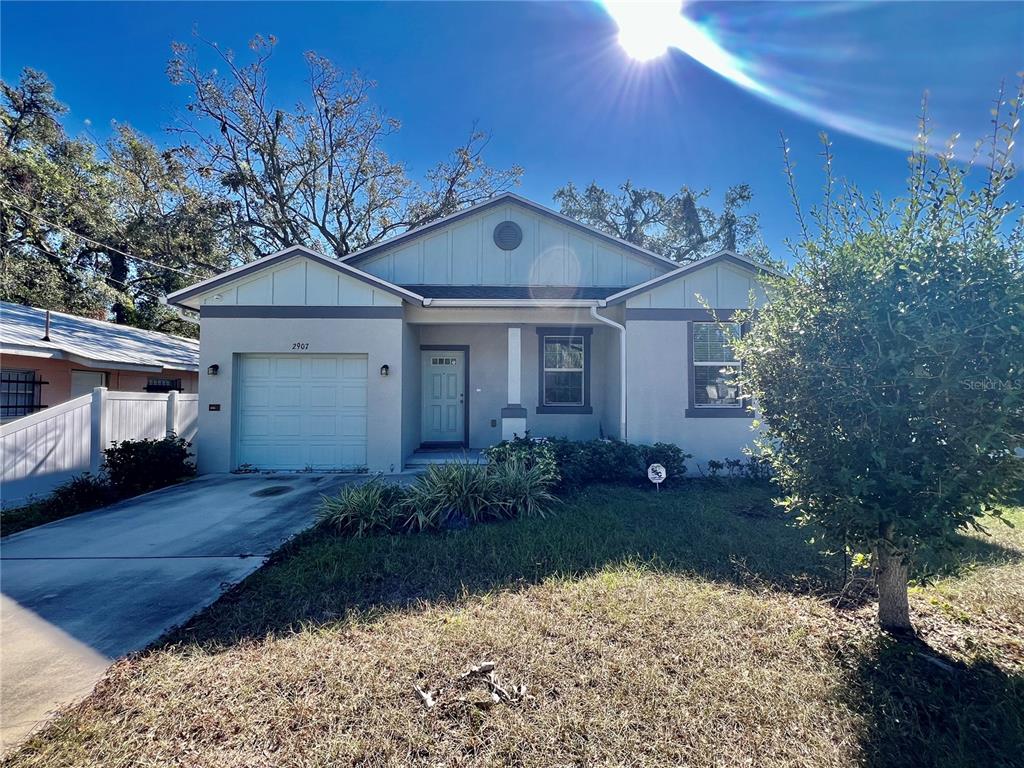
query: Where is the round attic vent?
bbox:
[493,220,523,251]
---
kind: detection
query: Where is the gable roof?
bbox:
[603,250,783,306]
[166,246,425,309]
[0,301,199,372]
[340,192,681,271]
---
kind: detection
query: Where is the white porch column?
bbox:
[501,326,527,441]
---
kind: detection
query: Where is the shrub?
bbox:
[483,434,559,486]
[732,87,1024,631]
[48,472,115,512]
[315,461,558,538]
[635,443,689,487]
[403,462,501,528]
[1,473,115,536]
[486,435,691,493]
[489,458,558,518]
[103,436,195,498]
[316,479,405,537]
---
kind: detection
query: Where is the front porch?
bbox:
[400,309,624,466]
[405,447,487,469]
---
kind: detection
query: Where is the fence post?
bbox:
[166,390,179,437]
[89,387,108,474]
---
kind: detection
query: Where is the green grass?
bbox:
[7,482,1023,767]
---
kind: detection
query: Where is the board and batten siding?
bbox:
[197,256,402,307]
[358,204,665,288]
[625,262,767,310]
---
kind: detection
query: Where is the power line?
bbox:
[1,196,205,278]
[16,239,199,326]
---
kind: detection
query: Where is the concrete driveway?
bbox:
[0,472,364,750]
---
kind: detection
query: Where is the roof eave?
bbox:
[340,192,680,271]
[166,246,423,309]
[604,250,781,306]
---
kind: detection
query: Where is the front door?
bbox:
[421,349,466,445]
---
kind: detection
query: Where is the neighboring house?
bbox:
[167,192,775,474]
[0,302,199,422]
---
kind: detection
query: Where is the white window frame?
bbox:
[542,334,585,407]
[692,321,742,409]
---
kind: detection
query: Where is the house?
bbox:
[0,302,199,422]
[167,193,774,474]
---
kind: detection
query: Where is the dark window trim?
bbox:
[536,327,593,415]
[420,344,470,447]
[685,320,752,419]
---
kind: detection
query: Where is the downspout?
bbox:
[590,304,627,441]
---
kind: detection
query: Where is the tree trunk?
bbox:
[874,539,912,633]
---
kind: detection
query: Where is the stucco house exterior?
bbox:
[167,193,773,474]
[0,302,199,422]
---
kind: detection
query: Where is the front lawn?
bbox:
[8,483,1023,767]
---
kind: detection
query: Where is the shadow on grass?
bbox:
[167,481,1020,649]
[843,636,1024,768]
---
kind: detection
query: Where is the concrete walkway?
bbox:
[0,472,366,751]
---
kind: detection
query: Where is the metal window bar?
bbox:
[0,372,48,418]
[144,377,183,393]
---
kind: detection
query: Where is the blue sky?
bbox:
[2,1,1021,258]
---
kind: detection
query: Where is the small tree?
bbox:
[732,83,1024,632]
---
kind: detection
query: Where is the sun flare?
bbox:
[603,1,685,62]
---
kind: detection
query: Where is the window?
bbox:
[691,322,742,410]
[1,370,46,420]
[536,328,592,413]
[145,377,183,393]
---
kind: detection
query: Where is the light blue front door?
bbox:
[421,350,465,444]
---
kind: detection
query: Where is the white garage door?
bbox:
[235,354,367,470]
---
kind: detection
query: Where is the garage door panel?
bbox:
[342,358,368,378]
[271,415,303,437]
[341,385,367,407]
[341,415,367,438]
[309,418,338,437]
[242,357,272,377]
[239,414,271,438]
[340,444,367,466]
[274,358,303,378]
[235,354,368,470]
[310,358,339,378]
[310,386,337,408]
[271,386,303,408]
[241,386,270,408]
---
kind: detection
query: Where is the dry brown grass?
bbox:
[6,484,1023,768]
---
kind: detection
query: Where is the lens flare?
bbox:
[600,0,1021,154]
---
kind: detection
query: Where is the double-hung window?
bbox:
[537,328,592,413]
[690,322,743,412]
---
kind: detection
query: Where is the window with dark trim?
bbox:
[536,327,592,414]
[686,321,750,418]
[145,377,183,393]
[1,370,46,419]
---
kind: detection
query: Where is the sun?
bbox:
[603,1,686,62]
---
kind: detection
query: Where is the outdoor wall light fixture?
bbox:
[380,364,390,377]
[207,364,220,376]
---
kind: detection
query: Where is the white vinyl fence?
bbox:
[0,388,198,508]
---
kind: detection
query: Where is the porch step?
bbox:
[404,449,487,469]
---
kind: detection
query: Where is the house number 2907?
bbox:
[292,342,310,350]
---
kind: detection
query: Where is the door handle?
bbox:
[459,394,464,403]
